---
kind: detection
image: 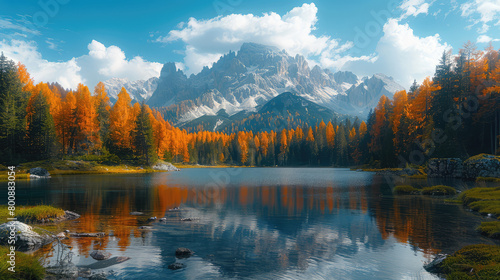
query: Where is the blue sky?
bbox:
[1,0,499,89]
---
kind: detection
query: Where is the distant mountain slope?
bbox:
[103,77,158,103]
[147,42,404,123]
[180,92,340,133]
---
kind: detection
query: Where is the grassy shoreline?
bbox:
[0,159,171,181]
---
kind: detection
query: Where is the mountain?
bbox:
[147,42,404,123]
[180,92,339,133]
[103,77,159,103]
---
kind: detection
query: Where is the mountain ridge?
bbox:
[104,42,404,123]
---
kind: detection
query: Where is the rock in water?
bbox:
[152,161,180,171]
[0,221,54,251]
[424,254,447,273]
[175,247,194,258]
[168,263,185,270]
[90,250,112,260]
[28,167,51,179]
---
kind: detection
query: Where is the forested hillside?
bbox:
[0,42,498,167]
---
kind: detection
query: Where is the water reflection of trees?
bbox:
[48,177,486,268]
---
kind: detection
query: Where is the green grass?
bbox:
[468,201,500,217]
[0,159,169,182]
[444,199,463,204]
[0,246,45,279]
[477,177,500,183]
[437,244,500,279]
[0,205,65,224]
[478,221,500,239]
[406,174,427,179]
[459,187,500,219]
[0,173,30,181]
[394,185,421,195]
[421,185,457,196]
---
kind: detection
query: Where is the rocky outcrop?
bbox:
[426,155,500,179]
[0,221,54,251]
[375,168,422,176]
[152,161,180,171]
[28,167,51,179]
[427,158,463,178]
[463,154,500,179]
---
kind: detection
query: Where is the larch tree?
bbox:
[109,87,134,155]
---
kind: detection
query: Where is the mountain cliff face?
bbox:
[104,77,158,103]
[145,43,404,123]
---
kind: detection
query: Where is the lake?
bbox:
[9,168,500,279]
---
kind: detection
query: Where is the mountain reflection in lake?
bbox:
[10,168,499,279]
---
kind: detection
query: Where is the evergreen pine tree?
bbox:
[133,103,157,165]
[0,53,29,164]
[25,92,57,160]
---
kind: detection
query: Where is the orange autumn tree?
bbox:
[75,84,101,152]
[109,87,135,154]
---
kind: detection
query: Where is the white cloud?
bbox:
[477,34,500,42]
[342,18,449,88]
[45,38,58,50]
[0,40,82,89]
[400,0,431,19]
[75,40,162,88]
[0,17,40,36]
[0,39,162,90]
[461,0,500,33]
[157,3,353,74]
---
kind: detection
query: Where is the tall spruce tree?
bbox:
[0,53,29,164]
[25,91,57,160]
[133,103,157,165]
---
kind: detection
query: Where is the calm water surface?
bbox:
[9,168,500,280]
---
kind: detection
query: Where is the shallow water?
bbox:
[9,168,500,279]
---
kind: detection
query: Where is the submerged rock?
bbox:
[28,167,51,179]
[90,250,112,260]
[80,256,131,270]
[152,161,180,171]
[138,226,153,230]
[69,232,105,238]
[0,221,54,252]
[147,217,157,222]
[175,247,194,258]
[168,262,185,270]
[424,254,448,274]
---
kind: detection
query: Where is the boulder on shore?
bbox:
[152,161,180,171]
[463,154,500,179]
[28,167,51,179]
[427,158,463,178]
[0,221,54,252]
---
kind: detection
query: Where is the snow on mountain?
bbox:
[103,77,159,103]
[146,43,405,123]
